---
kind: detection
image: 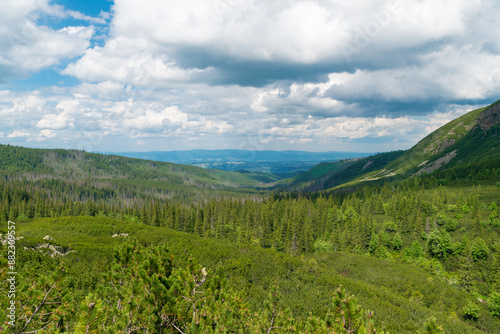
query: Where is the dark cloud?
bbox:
[174,48,349,86]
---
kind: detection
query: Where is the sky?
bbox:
[1,0,500,153]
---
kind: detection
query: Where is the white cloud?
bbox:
[36,113,74,130]
[37,129,56,141]
[106,0,476,64]
[63,37,210,86]
[10,26,94,72]
[0,0,95,79]
[123,106,188,130]
[7,131,31,139]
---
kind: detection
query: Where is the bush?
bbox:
[471,238,489,261]
[392,232,403,250]
[368,233,379,255]
[447,205,457,212]
[462,301,479,320]
[314,239,334,252]
[404,241,425,259]
[427,229,452,258]
[436,212,447,226]
[489,292,500,318]
[383,221,397,232]
[444,218,458,232]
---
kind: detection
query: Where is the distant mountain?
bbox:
[109,149,370,177]
[112,149,369,163]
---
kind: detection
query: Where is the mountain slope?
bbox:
[0,144,277,200]
[277,150,405,192]
[325,99,500,190]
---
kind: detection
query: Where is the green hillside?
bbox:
[1,215,495,333]
[0,144,279,201]
[277,151,405,192]
[323,99,500,191]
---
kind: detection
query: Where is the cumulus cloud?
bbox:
[0,0,97,80]
[7,131,31,139]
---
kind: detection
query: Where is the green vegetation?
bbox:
[277,151,405,192]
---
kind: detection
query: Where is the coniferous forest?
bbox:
[1,101,500,333]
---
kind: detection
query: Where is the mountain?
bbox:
[382,99,500,178]
[0,144,280,202]
[285,99,500,192]
[276,151,405,192]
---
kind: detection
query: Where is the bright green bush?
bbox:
[404,241,425,259]
[489,292,500,318]
[383,220,397,232]
[392,232,403,250]
[444,218,458,232]
[462,301,480,320]
[427,229,452,258]
[471,237,489,261]
[314,239,334,252]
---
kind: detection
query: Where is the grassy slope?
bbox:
[10,216,497,333]
[276,151,405,192]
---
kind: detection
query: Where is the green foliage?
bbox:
[383,220,398,232]
[436,212,447,226]
[331,285,364,333]
[368,233,379,255]
[488,292,500,318]
[74,293,105,333]
[404,241,425,259]
[314,239,334,252]
[427,229,452,259]
[462,301,480,320]
[424,317,444,333]
[471,237,489,261]
[444,218,458,232]
[392,232,403,250]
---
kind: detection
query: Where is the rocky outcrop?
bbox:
[362,160,373,171]
[112,233,129,238]
[476,102,500,131]
[24,243,75,257]
[415,150,457,176]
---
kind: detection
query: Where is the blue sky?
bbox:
[1,0,500,153]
